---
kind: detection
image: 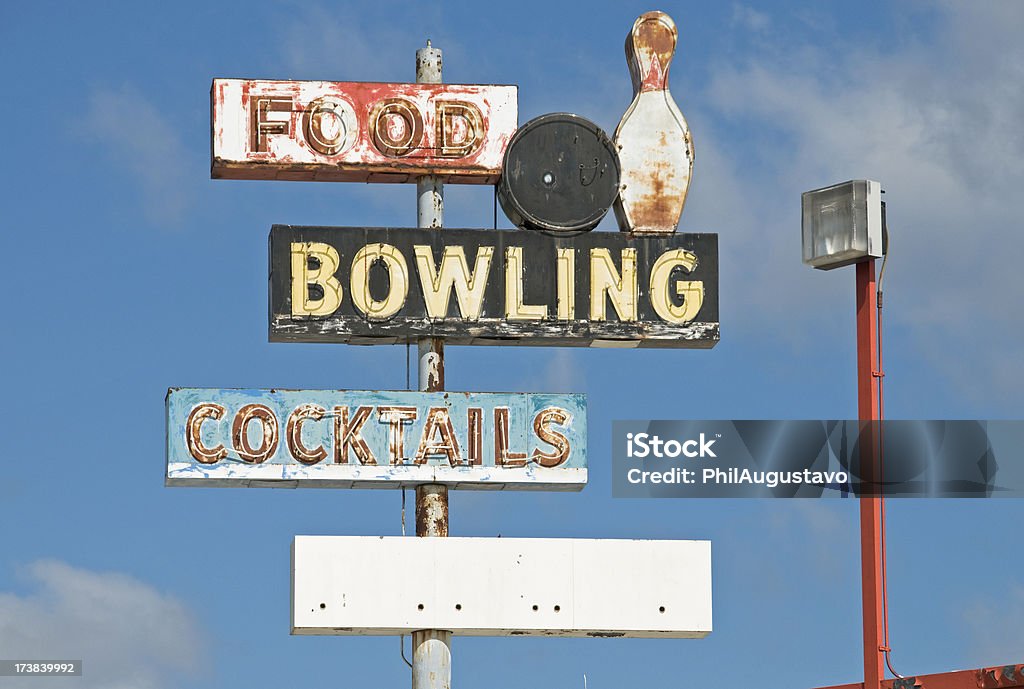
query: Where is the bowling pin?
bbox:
[613,11,694,235]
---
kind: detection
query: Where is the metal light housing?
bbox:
[802,179,884,270]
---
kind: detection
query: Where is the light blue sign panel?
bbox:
[166,388,586,490]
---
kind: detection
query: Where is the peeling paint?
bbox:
[211,79,516,184]
[166,388,587,490]
[270,225,720,348]
[613,11,695,235]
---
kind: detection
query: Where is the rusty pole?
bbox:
[856,259,885,689]
[417,40,444,230]
[412,39,451,689]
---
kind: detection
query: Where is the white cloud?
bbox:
[540,349,584,393]
[731,4,771,32]
[280,5,394,78]
[695,3,1024,404]
[279,4,446,83]
[0,560,205,689]
[766,500,857,577]
[83,86,196,227]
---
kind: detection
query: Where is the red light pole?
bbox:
[802,180,888,689]
[805,182,1022,689]
[856,259,885,689]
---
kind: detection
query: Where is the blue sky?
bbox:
[2,1,1023,687]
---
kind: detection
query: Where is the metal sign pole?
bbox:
[412,39,451,689]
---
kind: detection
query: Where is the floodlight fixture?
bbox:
[802,179,885,270]
[799,178,891,689]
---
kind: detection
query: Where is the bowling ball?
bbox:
[498,113,620,235]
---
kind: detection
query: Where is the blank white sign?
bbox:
[292,536,712,638]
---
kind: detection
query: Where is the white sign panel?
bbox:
[292,536,712,638]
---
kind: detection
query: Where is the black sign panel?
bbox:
[269,226,719,348]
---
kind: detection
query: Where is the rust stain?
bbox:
[532,407,572,467]
[422,338,445,391]
[415,486,448,537]
[630,158,677,230]
[286,403,328,465]
[231,403,278,464]
[414,407,463,466]
[378,406,417,464]
[635,12,676,63]
[628,11,677,92]
[211,79,514,183]
[614,11,692,235]
[466,407,483,465]
[186,403,227,464]
[494,407,527,467]
[333,405,377,465]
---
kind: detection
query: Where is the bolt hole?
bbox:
[659,606,666,613]
[455,603,462,611]
[417,603,424,611]
[532,604,538,611]
[319,603,326,609]
[554,605,561,612]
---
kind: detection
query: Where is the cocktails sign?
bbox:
[166,388,586,490]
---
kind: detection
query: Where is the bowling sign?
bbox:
[211,79,518,184]
[166,388,587,490]
[270,225,719,348]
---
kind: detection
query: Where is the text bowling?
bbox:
[289,241,703,325]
